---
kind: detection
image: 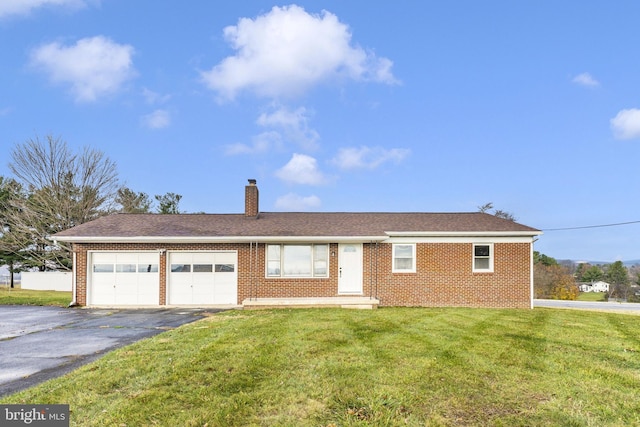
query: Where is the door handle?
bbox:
[339,267,342,278]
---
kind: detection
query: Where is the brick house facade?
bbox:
[54,180,541,309]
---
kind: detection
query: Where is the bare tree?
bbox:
[478,202,517,221]
[5,135,119,270]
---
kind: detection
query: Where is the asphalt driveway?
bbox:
[0,305,219,398]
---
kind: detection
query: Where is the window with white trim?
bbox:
[473,243,494,272]
[392,244,416,273]
[266,244,329,278]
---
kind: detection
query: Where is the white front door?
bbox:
[338,243,363,294]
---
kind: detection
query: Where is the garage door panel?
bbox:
[192,265,214,301]
[115,282,137,305]
[168,251,237,305]
[214,252,236,264]
[169,252,193,305]
[91,278,115,305]
[170,253,192,264]
[213,253,237,304]
[90,252,160,306]
[137,259,160,305]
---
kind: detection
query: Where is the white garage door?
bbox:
[168,252,237,305]
[90,252,160,306]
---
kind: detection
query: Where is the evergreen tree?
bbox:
[607,261,630,300]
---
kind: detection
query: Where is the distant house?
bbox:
[578,283,592,292]
[591,281,610,293]
[53,180,542,309]
[579,281,610,293]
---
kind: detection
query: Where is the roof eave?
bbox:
[386,230,543,237]
[53,235,390,244]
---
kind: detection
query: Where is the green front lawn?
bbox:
[3,307,639,426]
[578,292,607,302]
[0,285,72,307]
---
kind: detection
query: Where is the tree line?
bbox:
[0,135,184,286]
[476,203,638,302]
[534,252,639,302]
[3,135,637,301]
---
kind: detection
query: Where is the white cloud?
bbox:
[572,72,599,87]
[141,109,170,129]
[224,131,281,155]
[0,0,89,18]
[332,146,410,170]
[30,36,136,102]
[611,108,640,140]
[275,153,327,185]
[200,4,398,100]
[142,88,171,105]
[275,193,321,211]
[226,105,320,155]
[257,105,319,150]
[257,105,308,128]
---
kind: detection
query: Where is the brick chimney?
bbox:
[245,179,259,217]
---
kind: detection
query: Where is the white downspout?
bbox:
[530,238,537,309]
[70,251,78,307]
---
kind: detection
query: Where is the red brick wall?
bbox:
[72,241,531,308]
[365,243,531,308]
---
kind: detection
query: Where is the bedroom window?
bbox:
[473,243,494,272]
[393,244,416,273]
[266,244,329,278]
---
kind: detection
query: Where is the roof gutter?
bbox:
[53,235,390,244]
[386,230,543,237]
[53,230,542,244]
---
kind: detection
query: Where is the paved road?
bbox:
[534,299,640,314]
[0,306,220,398]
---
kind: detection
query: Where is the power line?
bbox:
[542,220,640,232]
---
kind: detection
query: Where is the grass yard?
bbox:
[2,307,639,426]
[578,292,607,302]
[0,285,72,307]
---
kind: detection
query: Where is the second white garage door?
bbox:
[168,252,238,305]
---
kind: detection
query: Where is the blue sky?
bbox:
[2,1,640,262]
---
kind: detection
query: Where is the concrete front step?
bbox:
[242,297,379,310]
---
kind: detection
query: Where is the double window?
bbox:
[267,244,328,277]
[473,243,494,272]
[392,244,416,273]
[391,243,494,273]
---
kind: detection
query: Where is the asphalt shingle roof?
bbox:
[53,212,541,241]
